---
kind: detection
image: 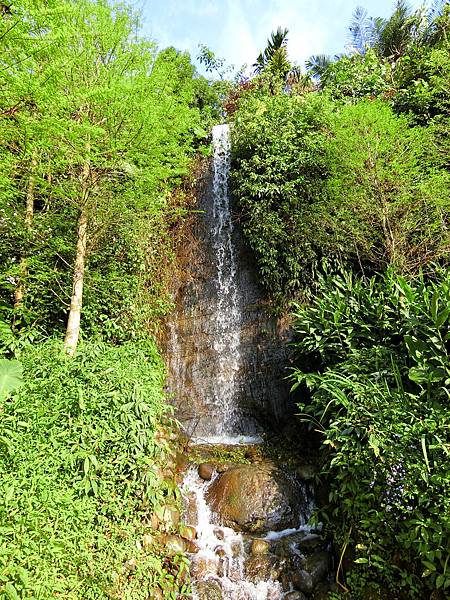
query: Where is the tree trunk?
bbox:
[14,157,37,310]
[64,160,90,355]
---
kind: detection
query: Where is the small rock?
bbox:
[150,513,159,530]
[199,462,215,480]
[214,527,224,540]
[312,582,335,599]
[195,579,223,600]
[180,525,197,540]
[163,534,186,555]
[215,545,226,558]
[161,505,180,530]
[296,464,316,481]
[190,555,219,579]
[293,551,330,595]
[297,534,324,553]
[250,539,270,555]
[124,558,137,572]
[185,540,199,553]
[150,587,164,600]
[285,593,308,600]
[292,570,314,595]
[216,462,234,473]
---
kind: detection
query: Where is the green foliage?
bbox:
[290,268,450,598]
[231,92,335,306]
[0,0,208,342]
[0,359,23,401]
[325,100,450,273]
[231,93,449,306]
[320,49,391,99]
[0,339,187,599]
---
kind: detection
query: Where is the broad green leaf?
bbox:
[0,360,23,400]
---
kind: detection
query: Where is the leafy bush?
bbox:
[231,92,449,307]
[0,339,187,599]
[291,268,450,598]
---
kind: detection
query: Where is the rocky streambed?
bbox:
[181,441,337,600]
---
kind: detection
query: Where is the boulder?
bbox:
[205,463,300,533]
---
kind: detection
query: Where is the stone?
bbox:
[150,512,159,530]
[180,524,197,540]
[123,558,137,572]
[190,556,219,579]
[198,462,215,480]
[245,554,283,583]
[205,463,300,533]
[213,527,224,540]
[150,587,164,600]
[285,593,308,600]
[195,579,223,600]
[250,539,270,555]
[296,464,316,481]
[163,534,186,555]
[312,582,336,599]
[142,533,154,549]
[293,551,330,595]
[297,534,324,553]
[185,540,199,553]
[160,505,180,530]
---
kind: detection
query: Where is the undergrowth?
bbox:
[0,339,188,599]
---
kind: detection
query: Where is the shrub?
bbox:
[290,268,450,598]
[0,339,188,599]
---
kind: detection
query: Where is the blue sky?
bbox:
[136,0,426,75]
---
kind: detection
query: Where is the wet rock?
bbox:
[185,539,199,553]
[190,556,219,579]
[195,579,223,600]
[298,534,325,553]
[214,545,226,558]
[160,505,180,531]
[296,464,316,481]
[199,462,215,480]
[180,524,197,540]
[293,551,330,595]
[250,539,270,555]
[216,462,234,473]
[205,463,300,533]
[162,534,186,555]
[213,527,224,540]
[245,554,283,583]
[285,593,308,600]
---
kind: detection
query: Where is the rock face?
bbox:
[205,463,301,533]
[163,151,296,438]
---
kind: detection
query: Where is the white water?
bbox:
[183,469,285,600]
[210,124,243,436]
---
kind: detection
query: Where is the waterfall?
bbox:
[208,124,243,439]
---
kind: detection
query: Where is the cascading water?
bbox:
[209,124,242,439]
